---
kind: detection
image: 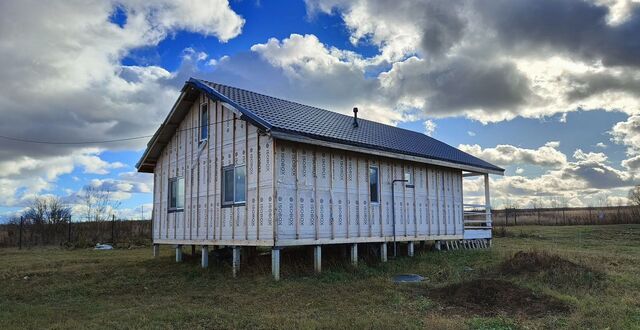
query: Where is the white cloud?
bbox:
[611,114,640,154]
[86,177,151,200]
[117,203,154,220]
[622,154,640,170]
[0,149,129,207]
[75,155,126,175]
[216,33,406,124]
[462,144,637,208]
[459,142,567,168]
[0,0,244,207]
[424,120,437,136]
[303,0,640,122]
[467,131,476,137]
[559,113,568,123]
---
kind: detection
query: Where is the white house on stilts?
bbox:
[137,78,504,280]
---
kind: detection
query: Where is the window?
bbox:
[369,166,379,203]
[200,103,208,142]
[234,165,246,203]
[168,177,184,211]
[222,165,246,206]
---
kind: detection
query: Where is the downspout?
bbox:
[391,179,408,258]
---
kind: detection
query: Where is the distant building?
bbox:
[137,78,503,279]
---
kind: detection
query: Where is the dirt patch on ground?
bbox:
[428,279,570,317]
[499,251,605,288]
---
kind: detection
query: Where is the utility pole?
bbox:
[111,214,115,244]
[19,216,23,250]
[68,215,72,244]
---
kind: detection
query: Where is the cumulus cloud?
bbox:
[424,120,437,136]
[611,114,640,154]
[304,0,640,122]
[0,0,244,207]
[85,177,152,201]
[622,155,640,170]
[211,33,406,124]
[0,149,126,207]
[459,142,567,168]
[461,141,638,207]
[562,149,631,189]
[477,0,640,67]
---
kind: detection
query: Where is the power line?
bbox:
[0,134,155,145]
[0,117,239,145]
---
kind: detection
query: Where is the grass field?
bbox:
[1,225,639,329]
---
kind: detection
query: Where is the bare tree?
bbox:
[628,185,640,207]
[503,198,519,226]
[22,197,48,224]
[22,196,70,224]
[531,197,542,225]
[21,196,71,245]
[47,196,72,224]
[79,186,121,221]
[7,215,22,225]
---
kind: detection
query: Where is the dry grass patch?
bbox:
[428,279,571,317]
[499,251,605,289]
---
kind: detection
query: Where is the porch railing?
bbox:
[463,203,492,230]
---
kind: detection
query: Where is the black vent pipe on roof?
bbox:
[352,107,359,128]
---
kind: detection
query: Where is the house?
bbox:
[136,78,504,279]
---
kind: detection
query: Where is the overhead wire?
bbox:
[0,117,239,145]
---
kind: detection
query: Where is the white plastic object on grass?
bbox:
[94,243,113,250]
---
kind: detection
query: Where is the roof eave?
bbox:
[136,79,276,173]
[271,130,505,175]
[187,78,272,131]
[135,84,195,172]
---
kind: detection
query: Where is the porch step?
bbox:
[435,239,491,251]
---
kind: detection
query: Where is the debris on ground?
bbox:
[392,274,425,283]
[428,279,570,317]
[499,251,605,288]
[94,243,113,250]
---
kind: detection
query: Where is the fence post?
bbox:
[68,216,71,244]
[19,216,23,250]
[504,209,508,227]
[111,214,115,245]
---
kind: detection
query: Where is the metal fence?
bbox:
[492,205,640,226]
[0,218,151,248]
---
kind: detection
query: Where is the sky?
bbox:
[2,0,640,221]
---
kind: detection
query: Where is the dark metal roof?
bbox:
[136,78,504,174]
[193,78,503,174]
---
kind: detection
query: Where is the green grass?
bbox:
[1,225,639,329]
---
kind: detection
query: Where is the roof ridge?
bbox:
[197,78,443,141]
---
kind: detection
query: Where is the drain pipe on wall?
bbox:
[391,179,413,258]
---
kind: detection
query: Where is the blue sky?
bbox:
[2,0,640,221]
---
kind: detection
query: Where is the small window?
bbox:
[369,166,379,203]
[168,177,184,211]
[222,165,246,206]
[200,103,208,142]
[223,167,234,204]
[234,165,246,203]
